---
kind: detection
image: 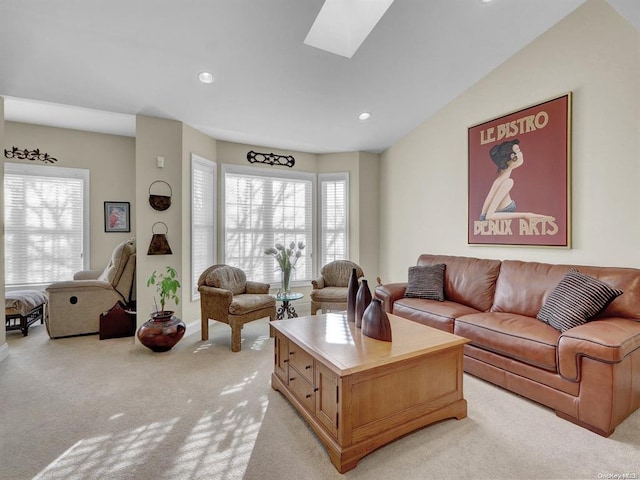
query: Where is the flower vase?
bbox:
[355,279,372,328]
[362,298,392,342]
[280,268,292,294]
[347,268,358,323]
[137,311,186,352]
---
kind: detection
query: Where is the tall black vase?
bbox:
[346,268,358,323]
[355,279,372,328]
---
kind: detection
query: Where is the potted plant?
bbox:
[138,266,186,352]
[147,266,181,318]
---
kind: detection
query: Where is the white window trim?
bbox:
[318,172,349,269]
[190,154,217,301]
[4,162,90,290]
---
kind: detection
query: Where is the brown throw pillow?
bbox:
[537,269,623,332]
[404,264,445,302]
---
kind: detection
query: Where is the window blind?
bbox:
[223,165,314,286]
[319,173,349,266]
[191,154,217,300]
[4,163,89,288]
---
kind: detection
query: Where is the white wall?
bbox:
[379,0,640,282]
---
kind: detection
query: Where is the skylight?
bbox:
[304,0,395,59]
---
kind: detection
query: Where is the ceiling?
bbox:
[1,0,638,154]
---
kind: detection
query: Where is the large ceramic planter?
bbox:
[137,311,186,352]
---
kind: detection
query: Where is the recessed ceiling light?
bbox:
[198,72,215,84]
[358,112,372,121]
[481,0,493,3]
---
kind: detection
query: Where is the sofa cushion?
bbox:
[229,294,275,315]
[321,260,363,287]
[417,254,501,311]
[455,312,561,372]
[98,238,135,286]
[393,298,480,333]
[404,264,445,301]
[310,286,347,302]
[205,266,246,295]
[537,269,623,332]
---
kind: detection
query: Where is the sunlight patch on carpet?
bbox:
[32,418,179,480]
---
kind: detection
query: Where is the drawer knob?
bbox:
[289,351,295,355]
[305,394,312,399]
[305,365,311,370]
[289,377,295,382]
[283,359,288,363]
[314,387,319,392]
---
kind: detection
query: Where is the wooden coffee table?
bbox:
[271,312,470,473]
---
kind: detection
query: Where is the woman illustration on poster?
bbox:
[479,139,555,222]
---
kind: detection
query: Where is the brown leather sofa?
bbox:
[376,254,640,437]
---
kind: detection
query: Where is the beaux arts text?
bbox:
[474,218,558,236]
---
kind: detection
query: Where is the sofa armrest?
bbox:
[311,276,325,289]
[246,281,270,294]
[557,318,640,381]
[374,282,407,313]
[73,269,104,280]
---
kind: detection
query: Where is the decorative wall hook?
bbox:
[247,150,295,168]
[4,146,58,164]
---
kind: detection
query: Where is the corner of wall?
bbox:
[0,96,6,352]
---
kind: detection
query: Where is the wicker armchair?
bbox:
[198,264,276,352]
[310,260,364,315]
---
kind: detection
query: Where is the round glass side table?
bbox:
[273,292,304,320]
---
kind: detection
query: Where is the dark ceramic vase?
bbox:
[362,298,392,342]
[137,311,186,352]
[346,268,358,323]
[355,279,372,328]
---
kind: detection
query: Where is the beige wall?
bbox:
[0,97,5,356]
[317,151,380,282]
[4,122,135,269]
[135,115,183,324]
[379,0,640,282]
[357,152,380,282]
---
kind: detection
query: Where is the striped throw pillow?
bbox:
[537,269,623,332]
[404,264,445,301]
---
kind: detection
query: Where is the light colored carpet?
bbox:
[1,319,638,480]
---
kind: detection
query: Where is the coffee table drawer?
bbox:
[288,341,314,383]
[288,368,315,412]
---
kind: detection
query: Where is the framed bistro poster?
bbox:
[468,93,571,247]
[104,201,131,232]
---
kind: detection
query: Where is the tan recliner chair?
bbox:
[45,238,136,338]
[198,264,276,352]
[310,260,364,315]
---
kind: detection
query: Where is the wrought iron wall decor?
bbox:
[4,146,58,164]
[247,150,295,168]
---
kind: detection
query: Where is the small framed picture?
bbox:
[104,201,131,232]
